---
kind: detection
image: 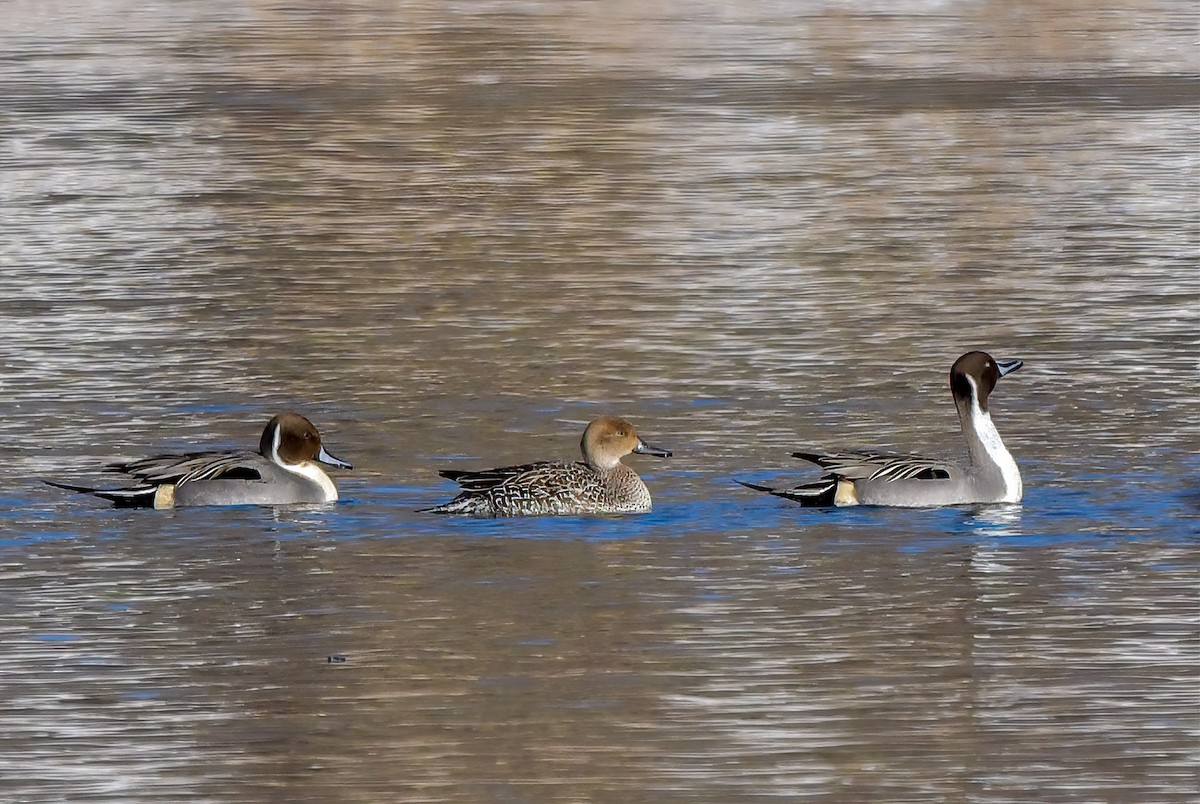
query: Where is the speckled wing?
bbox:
[438,461,573,492]
[793,450,956,482]
[107,450,265,486]
[427,461,599,516]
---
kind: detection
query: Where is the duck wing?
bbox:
[439,461,572,492]
[107,450,265,485]
[793,450,955,482]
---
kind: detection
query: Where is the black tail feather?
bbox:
[736,477,839,507]
[43,480,99,495]
[44,480,159,508]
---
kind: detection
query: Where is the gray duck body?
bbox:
[115,450,341,507]
[46,413,350,508]
[740,351,1024,508]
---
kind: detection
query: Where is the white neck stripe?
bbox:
[964,377,1022,502]
[270,425,283,465]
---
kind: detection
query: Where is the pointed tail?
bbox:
[44,480,159,509]
[417,495,482,515]
[736,478,839,507]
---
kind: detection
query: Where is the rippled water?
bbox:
[2,0,1198,801]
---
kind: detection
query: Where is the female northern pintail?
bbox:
[740,351,1024,507]
[423,416,672,517]
[47,412,352,508]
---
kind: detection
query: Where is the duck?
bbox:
[46,412,351,508]
[423,415,671,517]
[739,351,1023,507]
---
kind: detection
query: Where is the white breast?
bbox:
[970,404,1022,503]
[284,461,339,502]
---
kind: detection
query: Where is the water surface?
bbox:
[1,0,1198,801]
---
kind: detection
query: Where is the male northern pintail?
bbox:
[740,351,1024,507]
[423,416,671,517]
[46,412,352,508]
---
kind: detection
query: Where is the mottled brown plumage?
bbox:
[424,416,671,517]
